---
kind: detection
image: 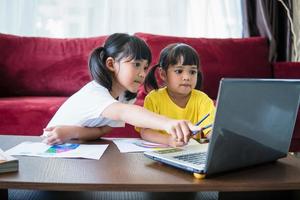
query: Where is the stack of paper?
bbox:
[0,148,18,174]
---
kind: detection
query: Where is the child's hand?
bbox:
[192,129,211,143]
[191,128,204,140]
[167,136,187,147]
[41,126,76,145]
[205,131,212,141]
[164,120,202,143]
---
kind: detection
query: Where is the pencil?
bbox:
[192,123,213,136]
[192,113,211,136]
[202,124,213,130]
[195,113,210,126]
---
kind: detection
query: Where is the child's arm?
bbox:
[102,102,201,143]
[140,128,186,148]
[42,125,112,145]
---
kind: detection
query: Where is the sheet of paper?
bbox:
[0,148,17,162]
[5,142,108,160]
[105,138,200,153]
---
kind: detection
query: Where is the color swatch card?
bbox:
[5,142,108,160]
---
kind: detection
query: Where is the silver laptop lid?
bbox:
[205,79,300,176]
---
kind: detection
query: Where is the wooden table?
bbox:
[0,135,300,200]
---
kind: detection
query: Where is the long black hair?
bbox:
[89,33,152,100]
[144,43,202,93]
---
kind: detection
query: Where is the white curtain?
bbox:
[0,0,242,38]
[293,0,300,61]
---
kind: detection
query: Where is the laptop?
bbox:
[144,79,300,177]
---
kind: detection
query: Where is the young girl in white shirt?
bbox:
[42,33,201,145]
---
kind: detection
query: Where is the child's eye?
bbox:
[190,70,197,75]
[175,70,183,74]
[133,62,141,67]
[144,66,149,71]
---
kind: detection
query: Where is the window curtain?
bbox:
[0,0,242,38]
[241,0,293,62]
[294,0,300,61]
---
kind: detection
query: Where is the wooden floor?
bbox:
[8,190,218,200]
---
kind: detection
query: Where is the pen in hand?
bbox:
[192,113,212,135]
[195,113,209,126]
[192,123,213,136]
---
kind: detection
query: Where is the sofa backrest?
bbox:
[0,33,106,97]
[0,32,272,100]
[135,32,273,100]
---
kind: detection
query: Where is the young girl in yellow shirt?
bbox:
[137,43,215,147]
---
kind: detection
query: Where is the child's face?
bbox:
[164,61,198,96]
[113,58,149,93]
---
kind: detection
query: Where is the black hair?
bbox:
[144,43,202,93]
[89,33,152,100]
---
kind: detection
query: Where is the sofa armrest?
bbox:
[273,62,300,78]
[273,62,300,151]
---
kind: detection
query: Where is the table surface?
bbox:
[1,135,300,192]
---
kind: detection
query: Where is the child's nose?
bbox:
[139,70,146,79]
[183,73,190,80]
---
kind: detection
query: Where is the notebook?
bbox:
[144,79,300,177]
[0,148,18,174]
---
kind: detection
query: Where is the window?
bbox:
[0,0,242,38]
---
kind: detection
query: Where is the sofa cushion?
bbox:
[0,96,141,138]
[135,32,273,100]
[0,96,140,137]
[109,124,140,138]
[0,33,106,97]
[0,97,66,135]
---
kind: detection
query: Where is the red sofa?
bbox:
[0,32,299,151]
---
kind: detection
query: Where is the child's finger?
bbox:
[181,122,190,143]
[206,131,212,139]
[191,129,203,136]
[188,122,202,132]
[41,130,51,138]
[169,127,177,140]
[41,127,54,138]
[49,138,63,145]
[43,127,55,131]
[176,141,186,147]
[46,135,58,145]
[175,125,183,142]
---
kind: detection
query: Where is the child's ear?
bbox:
[159,67,167,81]
[106,57,116,72]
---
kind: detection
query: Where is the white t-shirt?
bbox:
[47,81,135,128]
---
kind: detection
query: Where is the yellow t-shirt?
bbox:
[136,87,215,137]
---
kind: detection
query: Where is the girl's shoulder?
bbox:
[78,81,111,96]
[192,89,209,97]
[84,81,107,91]
[146,87,167,98]
[72,81,114,102]
[191,89,213,102]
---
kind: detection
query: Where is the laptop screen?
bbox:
[205,79,300,175]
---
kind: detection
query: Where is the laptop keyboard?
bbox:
[174,152,207,165]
